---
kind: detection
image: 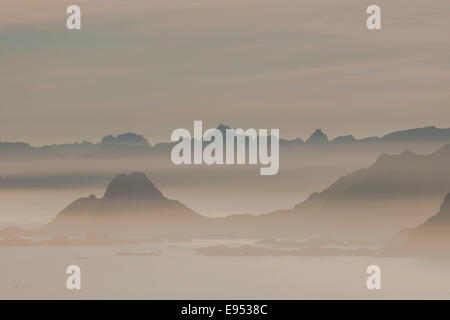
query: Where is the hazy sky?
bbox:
[1,0,449,145]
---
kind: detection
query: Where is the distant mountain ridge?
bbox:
[6,143,450,240]
[0,132,153,157]
[2,126,450,157]
[246,144,450,239]
[381,126,450,143]
[101,133,151,147]
[297,144,450,202]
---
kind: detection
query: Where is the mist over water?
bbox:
[2,240,450,299]
[1,0,450,301]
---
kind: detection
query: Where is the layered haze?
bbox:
[1,0,450,299]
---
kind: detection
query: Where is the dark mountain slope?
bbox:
[46,172,203,234]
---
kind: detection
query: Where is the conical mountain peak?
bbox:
[102,172,164,201]
[216,124,232,135]
[306,129,329,144]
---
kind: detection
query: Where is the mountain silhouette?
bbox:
[47,172,202,233]
[380,126,450,143]
[330,135,357,144]
[81,133,152,158]
[329,126,450,145]
[419,193,450,226]
[250,144,450,239]
[2,126,450,158]
[102,172,165,201]
[216,124,232,135]
[101,133,151,147]
[398,193,450,253]
[0,141,59,158]
[305,129,329,144]
[84,143,153,158]
[409,193,450,236]
[300,144,450,202]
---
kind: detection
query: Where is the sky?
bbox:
[1,0,449,145]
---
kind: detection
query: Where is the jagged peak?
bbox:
[306,129,329,144]
[216,124,232,131]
